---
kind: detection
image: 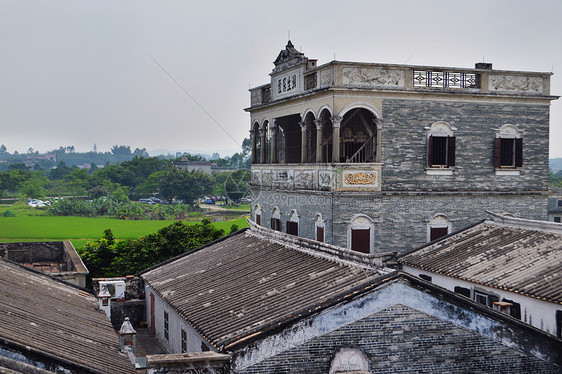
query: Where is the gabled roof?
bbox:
[0,258,134,373]
[273,40,306,66]
[399,212,562,304]
[141,226,391,350]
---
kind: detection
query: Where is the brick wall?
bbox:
[237,304,560,373]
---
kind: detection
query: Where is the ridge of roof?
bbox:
[246,219,396,272]
[485,210,562,234]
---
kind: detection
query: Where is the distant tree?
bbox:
[20,175,47,198]
[159,168,211,204]
[0,144,7,154]
[133,148,149,157]
[211,152,220,160]
[49,161,72,180]
[93,143,97,153]
[111,145,132,155]
[241,137,251,157]
[27,147,34,154]
[89,162,98,174]
[8,163,28,171]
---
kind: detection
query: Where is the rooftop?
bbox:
[141,223,393,350]
[0,258,134,373]
[399,212,562,304]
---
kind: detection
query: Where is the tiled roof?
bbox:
[141,228,390,349]
[399,215,562,304]
[0,258,134,373]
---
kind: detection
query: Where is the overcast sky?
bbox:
[1,0,561,157]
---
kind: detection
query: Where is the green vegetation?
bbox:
[550,170,562,187]
[0,215,248,249]
[80,219,236,279]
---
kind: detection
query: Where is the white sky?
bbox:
[1,0,561,157]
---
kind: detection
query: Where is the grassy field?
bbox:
[0,216,249,249]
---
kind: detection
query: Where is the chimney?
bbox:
[119,317,137,364]
[475,62,492,70]
[98,284,111,319]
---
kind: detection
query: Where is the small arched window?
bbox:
[494,124,523,173]
[271,207,281,231]
[254,204,262,226]
[286,209,299,236]
[347,214,374,254]
[427,213,452,242]
[426,121,456,173]
[314,213,325,242]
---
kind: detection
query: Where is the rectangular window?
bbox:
[558,200,562,207]
[495,137,523,168]
[256,214,261,225]
[271,218,281,231]
[316,226,324,242]
[286,221,298,236]
[430,227,449,242]
[474,291,488,306]
[428,135,455,167]
[555,217,561,223]
[181,329,187,353]
[351,229,371,254]
[419,274,432,282]
[454,286,471,298]
[556,310,562,338]
[164,311,169,340]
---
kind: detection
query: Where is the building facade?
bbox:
[247,41,557,254]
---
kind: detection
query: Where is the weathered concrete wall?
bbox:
[111,299,146,330]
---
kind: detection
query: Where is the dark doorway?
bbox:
[316,226,324,242]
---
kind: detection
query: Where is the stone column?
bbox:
[376,120,382,163]
[271,121,278,164]
[259,128,266,164]
[332,116,342,163]
[299,122,308,163]
[250,128,257,164]
[315,120,323,163]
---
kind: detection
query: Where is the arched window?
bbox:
[254,204,262,226]
[314,213,325,242]
[427,213,452,242]
[251,122,260,164]
[426,121,456,174]
[347,214,374,254]
[340,108,377,163]
[271,207,281,231]
[286,209,299,236]
[494,124,523,174]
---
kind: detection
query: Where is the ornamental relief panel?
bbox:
[489,75,544,93]
[342,170,380,190]
[343,67,404,87]
[320,70,333,88]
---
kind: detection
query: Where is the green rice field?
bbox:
[0,216,249,249]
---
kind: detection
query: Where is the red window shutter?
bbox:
[494,138,501,168]
[316,226,324,242]
[515,138,523,167]
[351,229,371,254]
[430,227,449,241]
[256,214,261,226]
[286,221,298,236]
[428,135,434,167]
[447,136,456,167]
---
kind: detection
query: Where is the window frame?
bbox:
[425,121,456,175]
[494,124,523,175]
[426,213,452,243]
[347,214,375,254]
[163,311,169,340]
[181,328,187,353]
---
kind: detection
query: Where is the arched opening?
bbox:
[304,112,317,163]
[254,204,262,226]
[427,213,452,242]
[271,207,281,231]
[286,209,299,236]
[339,108,377,163]
[263,120,271,164]
[251,122,261,164]
[320,109,333,163]
[347,214,374,254]
[314,213,325,242]
[274,114,301,164]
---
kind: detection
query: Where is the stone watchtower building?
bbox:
[246,41,557,254]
